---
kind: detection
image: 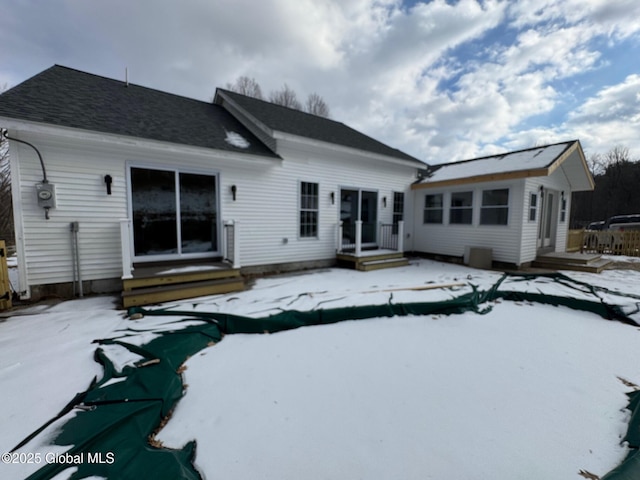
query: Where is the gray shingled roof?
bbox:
[217,89,426,165]
[0,65,278,158]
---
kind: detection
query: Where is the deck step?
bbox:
[337,251,409,271]
[533,252,602,266]
[531,257,612,273]
[122,277,245,308]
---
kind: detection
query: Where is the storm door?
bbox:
[130,167,219,261]
[537,190,556,251]
[340,188,378,247]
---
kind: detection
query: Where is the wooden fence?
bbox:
[567,229,640,257]
[0,240,12,310]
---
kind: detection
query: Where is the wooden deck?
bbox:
[531,252,612,273]
[337,249,409,271]
[122,261,244,308]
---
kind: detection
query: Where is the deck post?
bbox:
[397,220,404,252]
[231,220,240,269]
[120,219,133,280]
[355,220,362,256]
[337,221,343,253]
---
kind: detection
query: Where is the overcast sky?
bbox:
[1,0,639,163]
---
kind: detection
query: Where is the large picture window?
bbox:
[424,194,443,224]
[480,188,509,225]
[131,167,218,258]
[300,181,319,238]
[450,191,473,224]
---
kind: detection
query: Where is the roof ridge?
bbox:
[218,87,345,124]
[50,65,211,105]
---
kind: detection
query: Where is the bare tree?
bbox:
[0,84,13,245]
[224,77,331,117]
[0,133,14,245]
[586,152,606,176]
[225,76,263,99]
[305,92,330,118]
[269,84,302,110]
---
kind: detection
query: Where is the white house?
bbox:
[0,66,425,305]
[0,66,595,306]
[411,141,595,267]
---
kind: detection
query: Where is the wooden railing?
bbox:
[120,219,134,280]
[566,229,584,252]
[570,229,640,256]
[337,220,404,255]
[379,221,404,251]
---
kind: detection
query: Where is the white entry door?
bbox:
[537,190,556,251]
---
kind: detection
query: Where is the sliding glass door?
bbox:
[340,188,378,246]
[130,167,219,260]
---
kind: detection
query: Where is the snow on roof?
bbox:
[224,130,251,149]
[416,141,575,187]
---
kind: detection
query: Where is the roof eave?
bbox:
[411,167,550,190]
[0,116,282,162]
[273,130,427,168]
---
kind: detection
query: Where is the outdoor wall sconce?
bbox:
[330,192,335,204]
[539,185,544,194]
[383,196,387,208]
[104,175,113,195]
[561,191,565,200]
[231,185,237,201]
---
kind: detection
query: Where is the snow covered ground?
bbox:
[1,259,640,480]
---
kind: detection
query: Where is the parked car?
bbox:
[586,221,605,231]
[604,214,640,231]
[584,214,640,253]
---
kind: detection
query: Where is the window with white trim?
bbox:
[529,192,537,222]
[300,181,319,238]
[393,192,404,233]
[424,193,443,224]
[560,197,567,222]
[480,188,509,225]
[450,191,473,224]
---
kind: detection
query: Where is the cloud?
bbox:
[563,74,640,154]
[1,0,640,163]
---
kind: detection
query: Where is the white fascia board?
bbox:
[273,130,426,169]
[0,116,280,165]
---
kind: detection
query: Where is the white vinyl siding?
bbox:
[413,181,524,265]
[11,128,418,291]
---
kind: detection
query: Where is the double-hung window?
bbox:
[424,194,443,224]
[480,189,509,225]
[560,197,567,222]
[529,193,537,221]
[450,192,473,224]
[393,192,404,233]
[300,181,319,238]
